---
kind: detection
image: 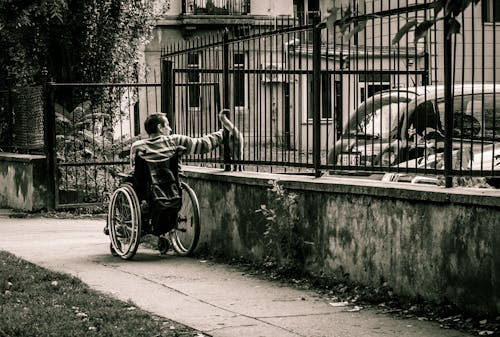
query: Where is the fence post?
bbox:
[443,18,453,188]
[312,14,322,177]
[222,28,231,171]
[7,78,14,149]
[161,59,175,132]
[43,81,57,210]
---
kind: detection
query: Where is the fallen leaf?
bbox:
[329,301,348,307]
[346,305,363,312]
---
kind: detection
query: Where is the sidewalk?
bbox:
[0,216,471,337]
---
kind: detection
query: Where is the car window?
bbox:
[480,93,500,140]
[438,93,500,140]
[408,100,442,136]
[438,94,476,138]
[358,102,403,138]
[345,92,414,138]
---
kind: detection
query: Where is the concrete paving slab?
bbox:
[0,218,472,337]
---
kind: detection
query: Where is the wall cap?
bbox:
[0,153,46,163]
[183,166,500,208]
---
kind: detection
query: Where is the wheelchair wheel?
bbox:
[170,182,200,256]
[107,183,142,260]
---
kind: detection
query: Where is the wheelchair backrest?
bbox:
[134,154,180,187]
[131,154,181,203]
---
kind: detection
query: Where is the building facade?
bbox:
[136,0,498,156]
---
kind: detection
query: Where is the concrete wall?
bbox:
[0,153,47,211]
[183,167,500,316]
[1,154,499,315]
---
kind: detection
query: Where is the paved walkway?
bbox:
[0,216,471,337]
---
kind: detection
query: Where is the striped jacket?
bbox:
[130,130,224,168]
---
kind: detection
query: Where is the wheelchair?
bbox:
[106,151,200,260]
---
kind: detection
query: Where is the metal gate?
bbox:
[46,82,161,208]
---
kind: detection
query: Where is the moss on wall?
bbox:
[0,154,47,211]
[184,169,500,316]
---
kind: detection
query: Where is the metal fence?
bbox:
[45,82,162,208]
[161,2,499,187]
[39,2,500,208]
[183,0,250,15]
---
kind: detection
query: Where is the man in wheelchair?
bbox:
[104,112,226,238]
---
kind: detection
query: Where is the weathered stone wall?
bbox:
[183,167,500,316]
[0,153,47,211]
[1,158,498,315]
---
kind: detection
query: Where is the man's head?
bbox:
[144,113,172,136]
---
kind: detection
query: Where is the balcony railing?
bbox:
[184,0,250,15]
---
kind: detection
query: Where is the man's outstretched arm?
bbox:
[171,129,224,155]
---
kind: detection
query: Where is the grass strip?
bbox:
[0,250,206,337]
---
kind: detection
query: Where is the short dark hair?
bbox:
[144,113,167,135]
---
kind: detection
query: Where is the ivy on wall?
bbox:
[0,0,170,87]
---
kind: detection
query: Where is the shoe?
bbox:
[158,236,170,255]
[140,200,150,214]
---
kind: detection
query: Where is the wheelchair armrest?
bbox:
[112,171,134,183]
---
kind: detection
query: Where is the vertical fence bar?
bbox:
[443,17,453,188]
[7,81,14,149]
[222,28,231,171]
[312,14,322,177]
[161,59,175,132]
[43,82,57,210]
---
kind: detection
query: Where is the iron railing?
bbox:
[41,2,500,209]
[161,3,499,186]
[183,0,250,15]
[45,82,162,208]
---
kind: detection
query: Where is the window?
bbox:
[187,52,200,109]
[307,73,335,120]
[359,73,391,103]
[345,92,415,138]
[409,100,442,137]
[233,53,245,108]
[321,73,331,119]
[133,102,140,136]
[360,84,391,103]
[480,93,500,140]
[438,93,500,140]
[483,0,500,23]
[334,80,343,138]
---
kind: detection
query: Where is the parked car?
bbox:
[328,84,500,182]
